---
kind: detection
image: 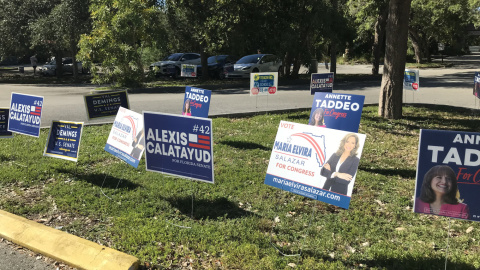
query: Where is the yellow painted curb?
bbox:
[0,210,139,270]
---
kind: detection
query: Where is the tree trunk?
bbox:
[408,28,423,64]
[330,42,337,76]
[200,50,209,80]
[283,52,293,77]
[55,52,63,78]
[372,5,388,75]
[378,0,412,119]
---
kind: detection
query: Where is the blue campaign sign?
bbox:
[414,129,480,222]
[264,121,366,209]
[84,91,129,120]
[0,108,13,138]
[144,112,214,183]
[310,73,334,94]
[44,120,83,162]
[182,86,212,118]
[309,92,365,132]
[8,93,43,137]
[474,72,480,99]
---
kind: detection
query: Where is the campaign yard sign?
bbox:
[84,91,129,120]
[250,72,278,96]
[8,93,43,137]
[264,121,366,209]
[474,72,480,99]
[0,108,13,138]
[310,73,334,94]
[414,129,480,222]
[104,107,145,168]
[404,69,419,91]
[309,92,365,132]
[181,64,197,78]
[44,120,83,162]
[182,86,212,118]
[144,112,214,183]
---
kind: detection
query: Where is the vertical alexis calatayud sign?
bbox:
[104,107,145,168]
[265,121,366,209]
[414,129,480,221]
[250,72,278,96]
[44,120,83,162]
[143,112,214,183]
[8,93,43,137]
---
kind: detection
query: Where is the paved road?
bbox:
[0,54,479,269]
[2,55,479,130]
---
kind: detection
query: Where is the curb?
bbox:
[0,210,139,270]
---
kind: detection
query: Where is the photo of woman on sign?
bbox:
[182,99,191,116]
[308,108,326,128]
[320,133,360,196]
[415,165,469,219]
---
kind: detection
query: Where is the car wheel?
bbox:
[252,68,259,73]
[218,70,226,80]
[172,67,180,79]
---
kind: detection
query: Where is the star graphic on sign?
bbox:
[286,136,292,143]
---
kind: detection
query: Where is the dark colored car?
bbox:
[149,53,201,78]
[196,55,237,79]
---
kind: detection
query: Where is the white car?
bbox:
[149,53,201,78]
[225,54,283,79]
[39,57,84,76]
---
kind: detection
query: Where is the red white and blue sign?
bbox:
[44,120,83,162]
[309,92,365,132]
[104,107,145,168]
[182,86,212,118]
[0,108,13,138]
[265,121,366,209]
[8,93,43,137]
[310,73,334,94]
[414,129,480,222]
[84,91,129,120]
[144,111,214,183]
[474,72,480,99]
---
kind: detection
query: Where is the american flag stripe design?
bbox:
[30,106,42,116]
[189,134,211,150]
[291,133,325,165]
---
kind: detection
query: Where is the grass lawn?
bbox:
[0,105,479,269]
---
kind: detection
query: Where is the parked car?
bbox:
[39,57,84,76]
[225,54,283,79]
[196,55,237,79]
[149,53,201,78]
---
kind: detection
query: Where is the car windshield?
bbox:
[163,53,183,61]
[236,55,262,64]
[46,59,56,65]
[207,55,227,64]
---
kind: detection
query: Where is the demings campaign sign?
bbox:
[44,120,83,162]
[84,91,129,120]
[265,121,366,209]
[250,72,278,96]
[182,86,212,118]
[144,112,214,183]
[404,69,419,91]
[0,108,13,138]
[310,73,334,94]
[8,93,43,137]
[309,92,365,132]
[104,107,145,168]
[414,129,480,222]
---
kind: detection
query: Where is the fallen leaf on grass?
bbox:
[466,226,474,233]
[288,263,297,268]
[395,227,405,231]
